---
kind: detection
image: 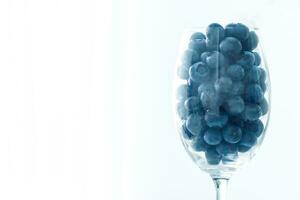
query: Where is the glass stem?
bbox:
[213,178,229,200]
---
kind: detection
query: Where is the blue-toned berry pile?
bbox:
[176,23,268,165]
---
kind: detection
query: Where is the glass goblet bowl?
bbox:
[174,22,270,199]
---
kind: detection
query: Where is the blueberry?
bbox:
[260,81,267,92]
[216,141,238,156]
[224,96,245,115]
[244,84,263,103]
[226,64,245,81]
[180,122,194,140]
[177,65,189,80]
[205,111,228,128]
[242,31,259,51]
[198,82,214,96]
[222,124,242,144]
[243,104,262,121]
[237,51,255,71]
[201,51,212,63]
[203,128,223,145]
[186,113,206,136]
[206,51,228,69]
[259,67,266,82]
[230,81,245,96]
[189,62,210,83]
[184,96,201,112]
[225,23,249,41]
[187,79,200,97]
[190,32,206,40]
[243,120,264,138]
[219,37,242,56]
[214,65,227,78]
[182,49,201,66]
[191,134,208,151]
[238,132,257,151]
[229,116,244,127]
[200,90,221,111]
[206,39,219,51]
[259,97,269,115]
[177,101,189,119]
[214,77,233,94]
[176,84,189,101]
[253,52,261,66]
[238,145,252,153]
[222,152,238,163]
[206,23,225,43]
[188,39,206,54]
[205,146,222,165]
[245,67,260,83]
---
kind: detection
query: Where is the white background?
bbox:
[0,0,299,199]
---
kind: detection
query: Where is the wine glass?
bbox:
[174,23,270,200]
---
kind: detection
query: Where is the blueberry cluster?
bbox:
[176,23,268,165]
